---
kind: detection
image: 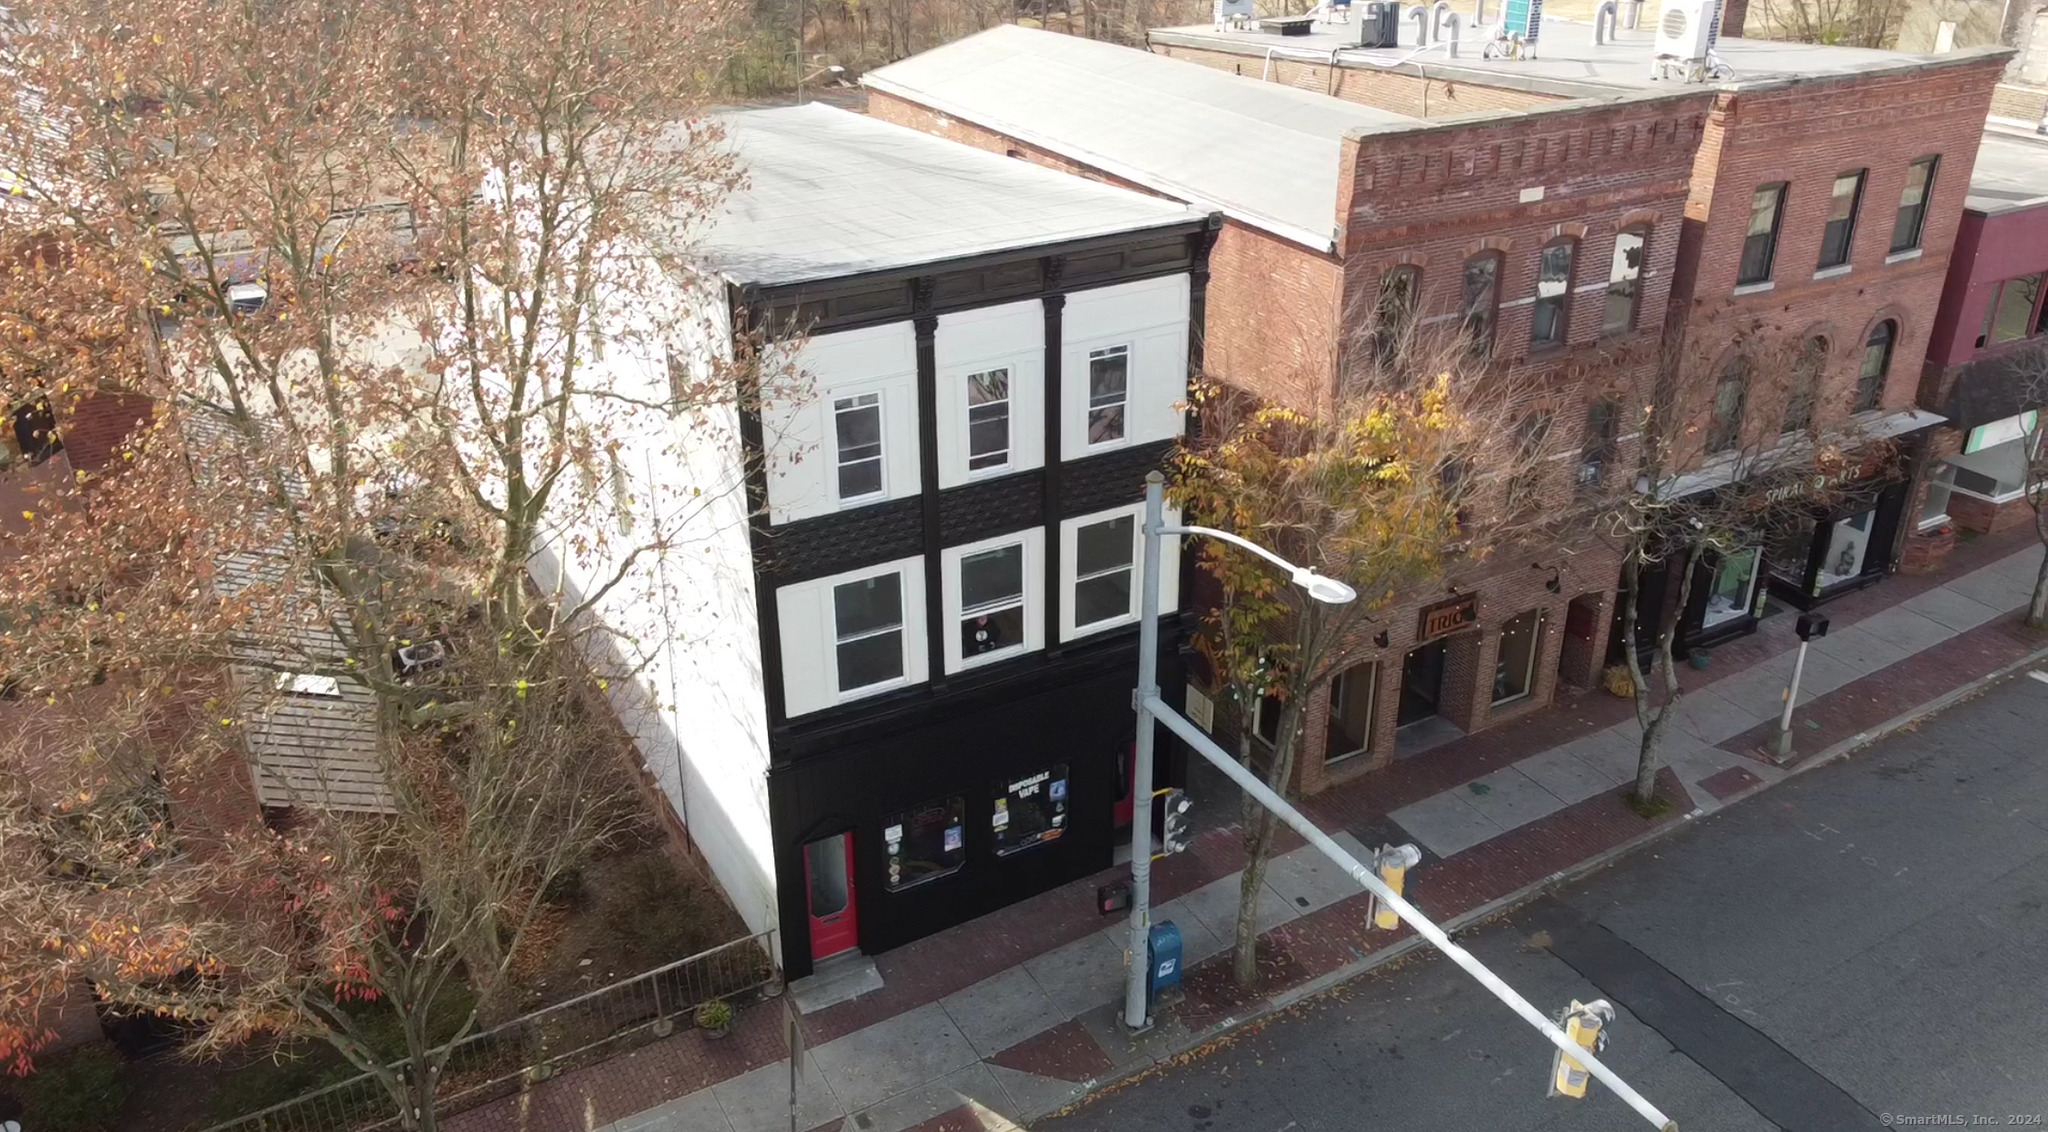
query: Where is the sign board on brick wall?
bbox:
[1417,593,1479,642]
[1184,684,1215,731]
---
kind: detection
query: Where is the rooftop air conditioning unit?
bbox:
[1653,0,1714,64]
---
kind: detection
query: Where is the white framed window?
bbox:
[942,529,1044,673]
[834,572,908,694]
[833,392,885,503]
[966,367,1011,473]
[1086,345,1130,446]
[1919,463,1955,530]
[1058,503,1179,642]
[777,556,928,717]
[1072,515,1136,629]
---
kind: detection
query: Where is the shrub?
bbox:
[694,1000,733,1031]
[20,1042,127,1132]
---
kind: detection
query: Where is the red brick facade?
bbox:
[1662,59,2009,442]
[872,67,1716,791]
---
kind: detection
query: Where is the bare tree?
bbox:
[1598,326,1897,807]
[2014,345,2048,627]
[0,0,766,1124]
[1753,0,1911,46]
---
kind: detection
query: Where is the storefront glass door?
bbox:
[1398,641,1446,727]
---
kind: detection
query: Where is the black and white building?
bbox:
[541,105,1217,978]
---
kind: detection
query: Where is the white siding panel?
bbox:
[762,321,920,525]
[1060,274,1190,462]
[935,300,1046,488]
[776,556,929,718]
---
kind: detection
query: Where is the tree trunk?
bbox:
[1230,664,1307,988]
[1231,806,1280,987]
[2029,545,2048,629]
[1632,548,1697,806]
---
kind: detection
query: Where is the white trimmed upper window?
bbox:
[777,556,928,717]
[966,368,1012,472]
[942,529,1044,673]
[1058,503,1179,642]
[1072,514,1135,629]
[833,571,907,694]
[1086,346,1130,446]
[833,392,885,503]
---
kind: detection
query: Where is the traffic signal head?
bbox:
[1369,843,1422,930]
[1549,999,1614,1099]
[1161,788,1193,855]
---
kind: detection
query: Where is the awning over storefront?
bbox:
[1646,408,1947,501]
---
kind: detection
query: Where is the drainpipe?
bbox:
[1262,45,1278,80]
[1594,0,1617,43]
[1327,44,1345,94]
[1408,4,1430,44]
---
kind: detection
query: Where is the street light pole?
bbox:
[1119,472,1677,1129]
[1121,475,1166,1031]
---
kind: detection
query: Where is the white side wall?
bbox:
[934,299,1045,488]
[1059,274,1190,462]
[760,321,920,525]
[522,273,781,948]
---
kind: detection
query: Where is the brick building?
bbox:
[866,27,1715,793]
[1145,8,2006,641]
[1912,126,2048,549]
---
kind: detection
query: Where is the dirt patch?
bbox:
[509,830,752,1014]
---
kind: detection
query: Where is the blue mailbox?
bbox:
[1147,921,1184,1007]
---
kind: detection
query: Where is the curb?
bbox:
[1025,640,2048,1125]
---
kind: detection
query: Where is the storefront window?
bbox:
[1325,662,1378,762]
[1919,464,1955,529]
[883,796,966,892]
[1492,610,1542,705]
[1702,548,1761,630]
[1818,509,1876,590]
[992,765,1069,857]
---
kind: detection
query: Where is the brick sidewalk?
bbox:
[454,533,2048,1132]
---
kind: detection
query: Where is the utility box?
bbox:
[1147,921,1184,1007]
[1358,1,1401,46]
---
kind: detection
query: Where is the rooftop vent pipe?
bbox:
[1623,0,1642,28]
[1473,0,1488,24]
[1594,0,1617,42]
[1441,10,1462,53]
[1432,0,1455,40]
[1408,4,1430,43]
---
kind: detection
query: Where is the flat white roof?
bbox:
[694,103,1205,287]
[1147,17,1991,100]
[863,25,1418,252]
[1967,126,2048,215]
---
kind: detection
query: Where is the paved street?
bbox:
[1041,668,2048,1132]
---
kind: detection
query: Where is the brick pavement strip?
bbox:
[455,540,2048,1132]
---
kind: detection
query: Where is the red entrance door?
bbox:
[803,831,858,962]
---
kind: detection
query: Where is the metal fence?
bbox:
[200,930,777,1132]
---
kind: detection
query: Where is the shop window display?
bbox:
[1703,548,1761,629]
[883,796,966,892]
[992,764,1069,856]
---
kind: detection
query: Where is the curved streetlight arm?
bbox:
[1157,522,1358,605]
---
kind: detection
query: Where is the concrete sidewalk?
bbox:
[456,537,2048,1132]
